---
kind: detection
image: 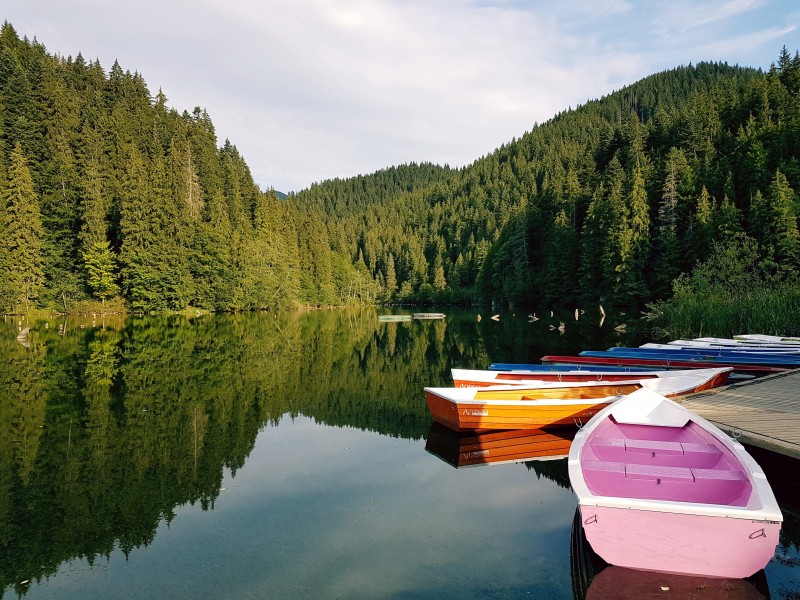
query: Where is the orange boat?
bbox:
[425,423,575,468]
[424,368,731,431]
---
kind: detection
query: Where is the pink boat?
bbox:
[568,388,782,578]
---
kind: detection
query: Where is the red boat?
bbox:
[541,355,787,375]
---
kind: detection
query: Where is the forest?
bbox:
[0,20,798,314]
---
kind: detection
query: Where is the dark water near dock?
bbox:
[1,308,798,599]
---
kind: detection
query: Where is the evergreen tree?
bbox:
[191,190,235,310]
[713,195,743,242]
[83,240,119,304]
[767,169,800,272]
[118,147,168,311]
[694,186,714,260]
[384,253,398,300]
[652,148,693,297]
[615,160,651,305]
[0,143,44,312]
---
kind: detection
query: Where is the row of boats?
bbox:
[423,334,797,580]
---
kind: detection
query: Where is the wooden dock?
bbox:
[680,369,800,460]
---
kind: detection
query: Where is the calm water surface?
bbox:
[1,308,798,599]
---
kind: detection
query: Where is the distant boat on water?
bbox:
[413,312,446,319]
[378,315,412,322]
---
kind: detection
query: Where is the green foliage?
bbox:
[0,25,307,313]
[1,22,799,314]
[646,234,800,337]
[0,143,44,312]
[2,308,540,589]
[82,240,119,302]
[293,51,800,311]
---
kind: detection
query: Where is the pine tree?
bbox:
[38,63,84,307]
[83,240,119,304]
[652,149,693,297]
[713,195,743,242]
[118,146,163,311]
[767,170,800,273]
[384,253,398,300]
[694,186,714,261]
[191,190,234,310]
[431,253,447,291]
[0,143,44,312]
[615,160,651,304]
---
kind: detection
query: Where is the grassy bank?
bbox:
[646,285,800,340]
[645,235,800,340]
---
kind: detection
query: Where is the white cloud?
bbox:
[3,0,800,192]
[653,0,765,37]
[697,24,798,61]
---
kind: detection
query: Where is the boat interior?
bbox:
[580,417,753,507]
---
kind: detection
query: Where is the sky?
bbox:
[4,1,800,194]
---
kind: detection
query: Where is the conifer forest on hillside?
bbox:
[1,21,799,320]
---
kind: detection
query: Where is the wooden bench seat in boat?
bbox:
[589,437,722,468]
[581,459,751,506]
[625,463,694,482]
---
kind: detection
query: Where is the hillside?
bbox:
[0,19,798,313]
[293,56,799,308]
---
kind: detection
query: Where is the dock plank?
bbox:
[680,369,800,459]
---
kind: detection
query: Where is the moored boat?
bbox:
[378,314,412,322]
[587,347,800,367]
[735,334,800,344]
[695,336,800,348]
[413,312,446,319]
[609,345,800,360]
[451,367,731,388]
[424,369,729,431]
[568,387,782,578]
[541,354,787,375]
[489,363,653,373]
[643,342,800,354]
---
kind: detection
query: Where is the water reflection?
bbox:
[425,423,576,468]
[569,508,771,599]
[0,309,797,598]
[584,566,770,599]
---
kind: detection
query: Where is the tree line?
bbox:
[295,53,800,310]
[1,20,798,313]
[0,22,395,314]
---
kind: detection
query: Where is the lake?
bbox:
[1,308,798,599]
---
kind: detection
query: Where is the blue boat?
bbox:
[604,346,800,362]
[643,342,800,354]
[488,363,653,373]
[581,348,800,367]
